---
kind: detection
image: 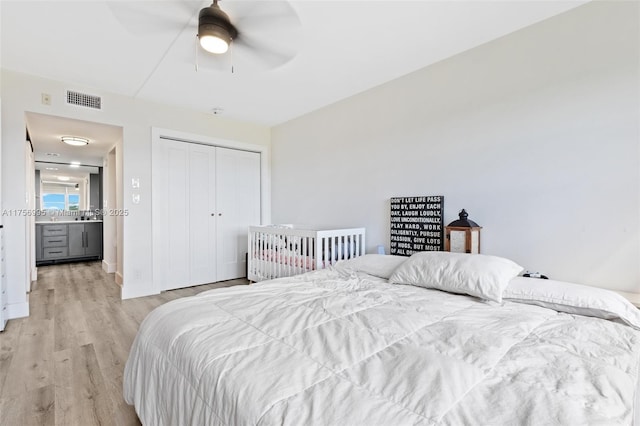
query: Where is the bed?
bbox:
[247,225,366,282]
[124,252,640,425]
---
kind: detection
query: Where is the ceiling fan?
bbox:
[197,0,237,54]
[108,0,302,72]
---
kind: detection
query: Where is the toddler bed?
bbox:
[247,225,366,282]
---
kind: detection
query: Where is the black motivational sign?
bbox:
[390,196,444,256]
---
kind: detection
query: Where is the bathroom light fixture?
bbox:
[57,176,70,181]
[70,161,81,168]
[61,136,89,146]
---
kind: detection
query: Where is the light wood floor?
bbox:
[0,261,248,426]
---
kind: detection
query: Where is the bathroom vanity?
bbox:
[35,220,103,265]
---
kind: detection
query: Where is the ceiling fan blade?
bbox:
[195,52,234,73]
[107,0,202,35]
[232,32,298,70]
[227,1,301,32]
[225,1,303,71]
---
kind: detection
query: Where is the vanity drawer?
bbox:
[43,247,69,259]
[43,236,67,248]
[42,225,68,237]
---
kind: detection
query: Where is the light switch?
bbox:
[131,178,140,189]
[132,194,140,204]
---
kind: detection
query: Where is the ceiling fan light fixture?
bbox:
[198,1,237,55]
[61,136,89,146]
[199,31,230,54]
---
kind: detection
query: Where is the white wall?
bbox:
[102,147,118,274]
[272,1,640,293]
[1,70,271,315]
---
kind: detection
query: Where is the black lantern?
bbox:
[445,209,482,254]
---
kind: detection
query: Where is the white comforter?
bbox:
[124,269,640,425]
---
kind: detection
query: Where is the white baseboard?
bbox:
[121,285,160,300]
[115,272,123,286]
[7,301,29,320]
[102,260,117,274]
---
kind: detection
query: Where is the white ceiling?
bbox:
[3,1,587,128]
[26,112,122,166]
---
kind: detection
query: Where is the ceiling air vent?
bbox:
[66,90,102,110]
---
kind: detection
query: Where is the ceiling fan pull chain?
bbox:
[195,35,200,72]
[231,40,234,74]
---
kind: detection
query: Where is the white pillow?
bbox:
[388,251,523,303]
[504,277,640,330]
[334,254,407,279]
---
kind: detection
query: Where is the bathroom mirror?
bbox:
[35,161,102,213]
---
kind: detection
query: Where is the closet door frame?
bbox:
[151,127,271,295]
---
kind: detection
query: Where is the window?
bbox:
[42,184,82,210]
[42,193,66,210]
[68,194,80,211]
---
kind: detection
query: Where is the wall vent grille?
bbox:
[66,90,102,110]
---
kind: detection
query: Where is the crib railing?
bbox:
[248,226,366,282]
[315,228,366,270]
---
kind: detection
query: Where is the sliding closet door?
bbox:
[188,144,217,286]
[216,147,261,281]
